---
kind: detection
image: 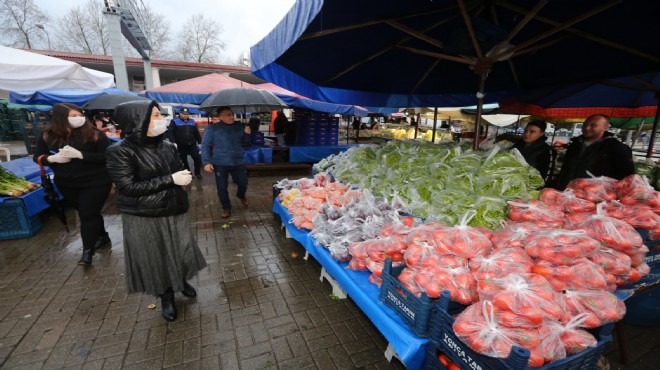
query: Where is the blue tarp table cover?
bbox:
[244,146,273,164]
[0,157,58,216]
[273,199,428,369]
[288,145,361,163]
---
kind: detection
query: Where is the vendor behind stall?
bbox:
[511,120,553,183]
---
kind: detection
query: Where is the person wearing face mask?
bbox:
[201,106,252,219]
[511,120,554,184]
[33,103,113,265]
[106,100,207,322]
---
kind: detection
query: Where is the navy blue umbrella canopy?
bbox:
[251,0,660,109]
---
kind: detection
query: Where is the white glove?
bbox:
[47,153,71,164]
[60,146,83,159]
[172,170,192,186]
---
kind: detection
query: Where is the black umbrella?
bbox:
[37,155,68,232]
[199,87,287,113]
[82,94,150,111]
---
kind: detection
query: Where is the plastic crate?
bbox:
[424,344,448,370]
[0,198,43,240]
[635,228,660,267]
[428,291,614,370]
[380,259,466,337]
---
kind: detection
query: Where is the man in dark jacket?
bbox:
[201,107,252,218]
[168,108,202,179]
[512,120,553,184]
[555,114,635,190]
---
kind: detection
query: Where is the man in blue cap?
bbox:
[168,107,202,179]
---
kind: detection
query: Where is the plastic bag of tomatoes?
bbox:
[490,222,540,250]
[477,273,563,327]
[431,210,493,259]
[507,200,565,228]
[567,209,643,251]
[565,176,617,203]
[533,257,614,292]
[469,248,534,281]
[453,301,520,359]
[539,188,596,214]
[537,314,598,364]
[615,174,658,206]
[560,289,626,328]
[524,229,600,265]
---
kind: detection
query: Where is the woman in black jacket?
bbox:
[106,100,207,322]
[33,103,113,266]
[512,120,553,184]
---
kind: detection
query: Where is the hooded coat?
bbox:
[555,131,635,190]
[106,100,188,217]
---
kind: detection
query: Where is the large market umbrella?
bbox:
[143,73,256,104]
[37,155,68,232]
[199,87,287,113]
[82,94,151,111]
[251,0,660,149]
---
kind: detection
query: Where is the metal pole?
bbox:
[431,107,438,143]
[35,23,51,49]
[473,73,487,150]
[645,98,660,158]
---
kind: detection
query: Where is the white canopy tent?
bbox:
[481,114,529,127]
[0,46,115,91]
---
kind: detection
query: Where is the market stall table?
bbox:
[272,198,428,369]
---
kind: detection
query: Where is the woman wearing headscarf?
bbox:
[106,100,207,322]
[33,103,113,265]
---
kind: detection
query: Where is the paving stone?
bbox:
[162,341,183,367]
[123,345,164,366]
[270,336,293,363]
[182,337,201,363]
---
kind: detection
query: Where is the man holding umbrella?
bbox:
[167,108,202,179]
[201,107,251,218]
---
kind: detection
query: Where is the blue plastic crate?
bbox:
[0,198,43,240]
[379,259,468,337]
[428,291,614,370]
[635,228,660,268]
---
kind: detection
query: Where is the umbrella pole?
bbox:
[473,73,487,150]
[646,98,660,158]
[432,107,438,143]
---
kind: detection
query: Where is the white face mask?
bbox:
[68,116,86,128]
[148,118,169,136]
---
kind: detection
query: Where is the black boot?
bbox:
[182,281,197,298]
[94,232,111,251]
[78,248,93,265]
[159,288,177,322]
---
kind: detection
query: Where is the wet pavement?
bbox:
[0,168,659,369]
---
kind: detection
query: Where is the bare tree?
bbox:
[0,0,49,49]
[53,0,107,54]
[132,3,170,59]
[174,14,225,63]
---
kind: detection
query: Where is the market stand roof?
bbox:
[0,46,115,91]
